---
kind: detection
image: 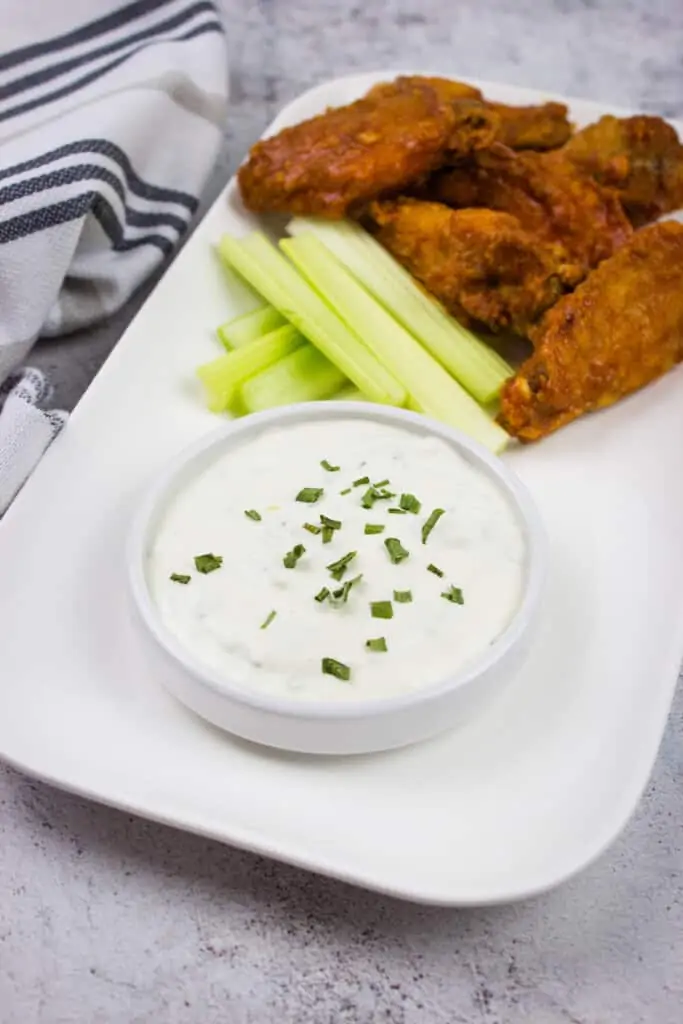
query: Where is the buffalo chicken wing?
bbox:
[369,198,579,336]
[499,220,683,441]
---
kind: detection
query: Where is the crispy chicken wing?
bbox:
[488,101,572,150]
[422,143,632,275]
[366,75,483,104]
[499,221,683,441]
[238,78,497,219]
[562,115,683,226]
[369,198,579,335]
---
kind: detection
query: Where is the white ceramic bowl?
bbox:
[128,403,546,755]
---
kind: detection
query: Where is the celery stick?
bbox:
[334,386,366,402]
[241,344,346,412]
[217,306,286,351]
[286,217,512,404]
[197,324,304,412]
[218,233,406,408]
[281,234,508,453]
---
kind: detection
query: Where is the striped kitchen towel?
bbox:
[0,0,228,513]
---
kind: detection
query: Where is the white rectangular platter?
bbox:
[1,72,682,906]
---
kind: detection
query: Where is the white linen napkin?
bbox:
[0,0,228,513]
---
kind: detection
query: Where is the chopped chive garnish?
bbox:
[194,553,223,574]
[422,508,445,544]
[370,600,394,620]
[373,479,390,488]
[364,523,385,535]
[320,514,341,530]
[322,525,334,544]
[393,589,413,603]
[296,487,324,503]
[283,543,306,569]
[315,586,331,603]
[442,585,464,605]
[366,637,388,652]
[303,522,322,535]
[322,657,351,682]
[326,551,357,580]
[340,488,352,495]
[388,507,407,515]
[353,475,370,487]
[170,573,191,584]
[361,485,393,509]
[399,493,421,514]
[331,574,363,604]
[260,610,277,630]
[321,459,340,472]
[360,487,377,509]
[384,537,409,564]
[427,563,445,577]
[244,509,262,521]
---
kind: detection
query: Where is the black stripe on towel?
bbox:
[92,194,177,254]
[0,194,94,244]
[0,2,217,105]
[0,0,175,73]
[0,190,179,255]
[0,139,198,211]
[0,21,223,125]
[0,163,189,235]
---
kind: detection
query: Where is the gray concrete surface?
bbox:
[3,1,683,1021]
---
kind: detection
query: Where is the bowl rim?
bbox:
[127,402,547,721]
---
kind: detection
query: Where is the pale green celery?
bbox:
[218,233,406,407]
[281,234,508,453]
[197,324,304,413]
[216,305,286,351]
[286,216,512,404]
[241,344,346,413]
[334,385,366,402]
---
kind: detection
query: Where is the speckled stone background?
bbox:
[4,2,683,1022]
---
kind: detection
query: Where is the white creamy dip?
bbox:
[148,418,526,703]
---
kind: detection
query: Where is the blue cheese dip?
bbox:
[148,417,526,702]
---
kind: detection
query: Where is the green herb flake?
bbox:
[373,479,390,488]
[320,514,341,531]
[399,493,421,514]
[322,657,351,682]
[421,508,446,545]
[321,459,340,472]
[388,507,407,515]
[340,488,352,495]
[366,637,388,653]
[353,475,370,487]
[326,550,357,581]
[194,553,223,574]
[360,487,377,509]
[442,585,465,605]
[370,600,394,620]
[260,610,277,630]
[384,537,409,564]
[322,525,335,544]
[364,523,385,535]
[331,574,363,605]
[244,509,262,521]
[361,485,393,509]
[393,589,413,603]
[303,522,322,535]
[170,573,191,585]
[314,587,331,603]
[283,543,306,569]
[427,563,445,578]
[296,487,324,503]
